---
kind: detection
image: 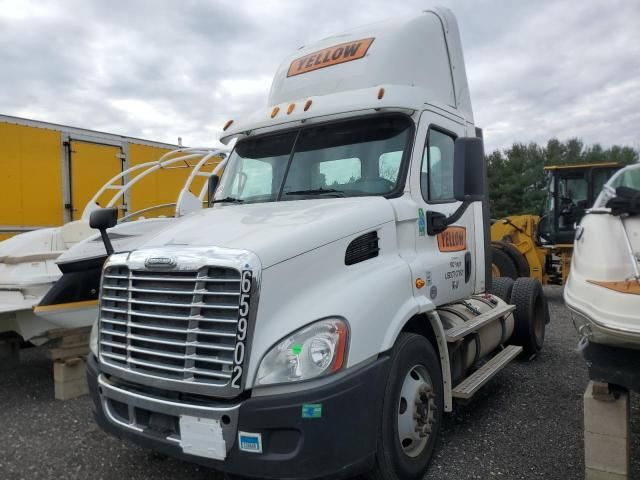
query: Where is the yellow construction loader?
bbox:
[490,163,621,285]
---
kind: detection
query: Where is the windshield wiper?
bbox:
[211,196,244,204]
[285,188,345,197]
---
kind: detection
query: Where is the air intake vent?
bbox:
[345,231,380,265]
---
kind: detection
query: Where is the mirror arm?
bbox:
[445,200,472,225]
[426,201,472,236]
[90,208,118,255]
[98,229,114,255]
[207,175,220,207]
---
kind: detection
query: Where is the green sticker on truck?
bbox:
[418,208,426,236]
[302,404,322,419]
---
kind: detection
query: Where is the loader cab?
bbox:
[538,163,621,245]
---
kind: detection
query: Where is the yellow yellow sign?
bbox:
[287,38,375,77]
[437,227,467,252]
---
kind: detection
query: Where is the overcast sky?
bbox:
[1,0,638,153]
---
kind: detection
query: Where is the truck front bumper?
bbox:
[87,354,389,479]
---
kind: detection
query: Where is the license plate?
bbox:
[179,416,226,460]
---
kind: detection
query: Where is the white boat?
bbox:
[564,163,640,350]
[0,147,227,343]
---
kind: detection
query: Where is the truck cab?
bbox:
[87,9,547,480]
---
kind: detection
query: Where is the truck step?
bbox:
[452,345,523,399]
[444,303,515,342]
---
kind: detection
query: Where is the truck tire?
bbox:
[491,246,518,280]
[509,277,546,354]
[495,241,530,277]
[490,276,514,302]
[365,333,443,480]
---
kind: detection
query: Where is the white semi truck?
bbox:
[87,8,548,479]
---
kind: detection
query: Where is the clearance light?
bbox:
[377,87,385,99]
[331,321,348,373]
[271,106,280,118]
[304,99,313,111]
[416,278,426,289]
[223,119,234,131]
[287,103,296,115]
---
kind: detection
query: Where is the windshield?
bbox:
[214,115,412,204]
[594,164,640,208]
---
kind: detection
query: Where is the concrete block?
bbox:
[584,431,629,476]
[584,383,630,438]
[53,357,85,381]
[54,377,89,400]
[584,381,630,478]
[53,357,88,400]
[586,467,629,480]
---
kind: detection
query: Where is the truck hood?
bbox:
[137,197,395,268]
[57,218,173,265]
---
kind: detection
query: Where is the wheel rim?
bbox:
[491,263,501,277]
[397,364,436,458]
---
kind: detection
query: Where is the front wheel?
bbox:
[365,333,443,480]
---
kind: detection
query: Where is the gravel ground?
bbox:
[0,286,637,480]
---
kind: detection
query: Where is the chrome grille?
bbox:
[98,265,242,388]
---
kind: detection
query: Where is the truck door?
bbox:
[410,110,476,305]
[68,140,123,220]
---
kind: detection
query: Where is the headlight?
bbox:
[89,320,98,356]
[256,318,348,386]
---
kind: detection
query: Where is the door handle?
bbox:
[465,252,471,283]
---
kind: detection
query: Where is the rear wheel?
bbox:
[491,246,518,279]
[496,241,530,277]
[365,334,443,480]
[490,277,514,302]
[509,277,547,354]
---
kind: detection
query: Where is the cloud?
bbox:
[464,0,640,151]
[0,0,638,153]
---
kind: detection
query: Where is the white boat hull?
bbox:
[565,204,640,349]
[32,300,99,330]
[0,147,227,340]
[0,307,60,344]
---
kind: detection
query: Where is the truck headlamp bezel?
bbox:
[255,318,349,387]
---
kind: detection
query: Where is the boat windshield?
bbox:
[593,164,640,208]
[214,115,412,204]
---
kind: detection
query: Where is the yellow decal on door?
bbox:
[437,227,467,252]
[287,38,375,77]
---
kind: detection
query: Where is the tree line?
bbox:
[486,138,638,219]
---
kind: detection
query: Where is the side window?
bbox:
[421,128,455,202]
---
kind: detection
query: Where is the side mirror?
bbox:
[89,207,118,230]
[453,137,486,202]
[427,137,486,236]
[89,207,118,255]
[208,174,220,207]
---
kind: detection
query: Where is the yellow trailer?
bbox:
[0,114,204,240]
